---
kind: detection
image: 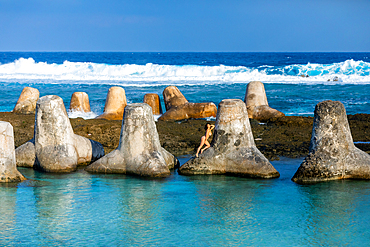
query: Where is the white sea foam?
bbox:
[205,116,217,121]
[0,57,370,85]
[67,110,98,120]
[285,112,315,116]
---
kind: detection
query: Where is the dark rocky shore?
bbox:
[1,112,369,160]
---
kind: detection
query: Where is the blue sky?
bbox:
[0,0,369,52]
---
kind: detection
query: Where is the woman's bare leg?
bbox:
[196,136,206,157]
[200,140,210,154]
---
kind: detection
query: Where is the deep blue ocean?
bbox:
[1,52,370,246]
[0,52,370,117]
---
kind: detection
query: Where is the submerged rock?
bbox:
[292,100,370,184]
[0,121,26,182]
[15,95,104,172]
[179,99,280,178]
[159,86,217,121]
[96,86,127,120]
[244,81,284,122]
[70,92,91,112]
[144,93,162,115]
[12,87,40,114]
[86,103,178,177]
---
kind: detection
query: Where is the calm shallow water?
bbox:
[1,157,370,246]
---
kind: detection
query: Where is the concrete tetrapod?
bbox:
[0,121,26,182]
[15,95,104,172]
[179,99,280,178]
[86,103,178,177]
[144,93,162,115]
[12,87,40,114]
[96,86,127,120]
[69,92,91,112]
[159,86,217,121]
[162,86,188,111]
[292,100,370,184]
[244,81,284,122]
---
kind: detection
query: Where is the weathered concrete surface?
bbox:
[159,102,217,121]
[179,99,280,178]
[15,139,35,168]
[12,87,40,114]
[86,103,178,177]
[244,81,284,122]
[15,95,104,172]
[163,86,188,111]
[144,93,162,115]
[0,121,26,182]
[292,100,370,184]
[69,92,91,112]
[3,112,369,161]
[159,86,217,121]
[96,86,127,120]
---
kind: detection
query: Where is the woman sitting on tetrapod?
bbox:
[196,123,215,157]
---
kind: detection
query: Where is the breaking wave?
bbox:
[0,57,369,85]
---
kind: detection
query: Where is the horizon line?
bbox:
[1,50,370,53]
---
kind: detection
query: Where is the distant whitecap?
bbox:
[0,58,369,85]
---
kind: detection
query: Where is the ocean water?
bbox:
[0,52,370,118]
[1,53,370,246]
[1,157,370,246]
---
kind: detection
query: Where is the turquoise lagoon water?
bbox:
[1,157,370,246]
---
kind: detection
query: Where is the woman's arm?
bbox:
[210,125,215,130]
